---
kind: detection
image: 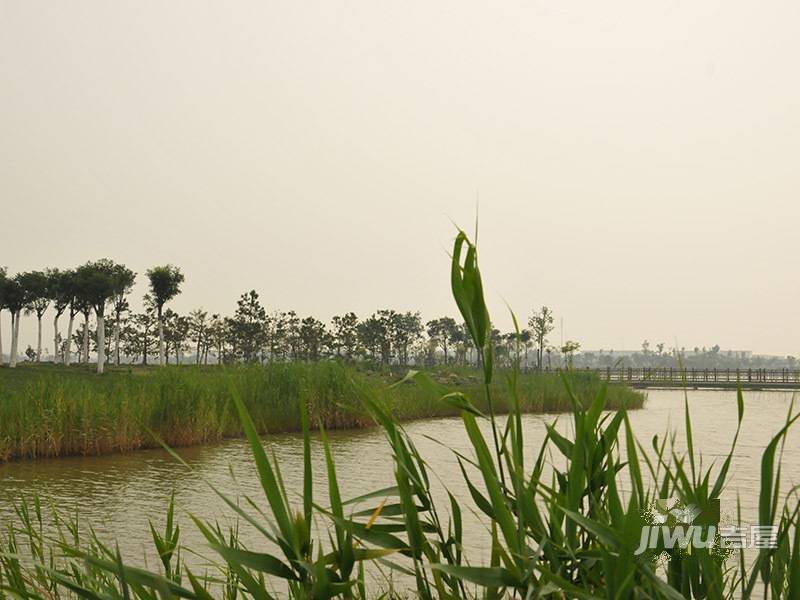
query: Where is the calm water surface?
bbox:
[1,389,799,576]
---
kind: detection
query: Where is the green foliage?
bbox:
[0,275,25,314]
[74,259,127,315]
[17,270,51,316]
[228,290,268,362]
[146,265,184,311]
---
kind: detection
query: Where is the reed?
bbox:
[0,362,642,461]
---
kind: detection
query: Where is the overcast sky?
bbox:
[2,0,799,356]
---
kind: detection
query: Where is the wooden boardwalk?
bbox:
[566,367,800,390]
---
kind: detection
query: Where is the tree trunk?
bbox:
[36,315,43,361]
[0,309,4,364]
[96,313,105,375]
[53,313,60,363]
[114,315,121,365]
[65,313,74,366]
[82,314,90,364]
[9,310,20,368]
[158,306,165,366]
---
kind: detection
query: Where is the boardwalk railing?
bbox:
[555,367,800,387]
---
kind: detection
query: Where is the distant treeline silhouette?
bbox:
[1,265,795,373]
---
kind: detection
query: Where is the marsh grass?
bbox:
[2,229,796,598]
[0,362,642,461]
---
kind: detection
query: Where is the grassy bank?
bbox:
[0,362,643,461]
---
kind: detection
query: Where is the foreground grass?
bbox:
[0,362,643,461]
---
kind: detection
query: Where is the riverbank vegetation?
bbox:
[0,362,643,461]
[1,229,798,598]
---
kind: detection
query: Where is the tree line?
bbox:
[0,264,575,373]
[0,263,183,374]
[7,265,787,373]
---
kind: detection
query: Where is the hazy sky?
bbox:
[2,0,799,356]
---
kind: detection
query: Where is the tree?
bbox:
[528,306,554,371]
[207,313,227,364]
[357,315,386,362]
[62,278,83,367]
[388,311,422,366]
[331,312,360,361]
[228,290,267,363]
[122,299,158,364]
[109,265,136,365]
[188,309,209,364]
[426,317,459,365]
[47,269,72,364]
[284,311,302,361]
[519,329,533,369]
[75,260,126,374]
[163,309,190,365]
[18,271,50,361]
[298,316,329,361]
[3,275,26,368]
[64,286,92,367]
[71,322,90,363]
[146,265,184,367]
[545,344,557,369]
[561,340,581,369]
[263,311,290,361]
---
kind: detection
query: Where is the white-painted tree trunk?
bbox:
[96,314,105,375]
[158,307,165,366]
[53,314,60,363]
[82,314,90,364]
[65,313,74,366]
[0,310,4,365]
[9,310,20,368]
[36,315,43,361]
